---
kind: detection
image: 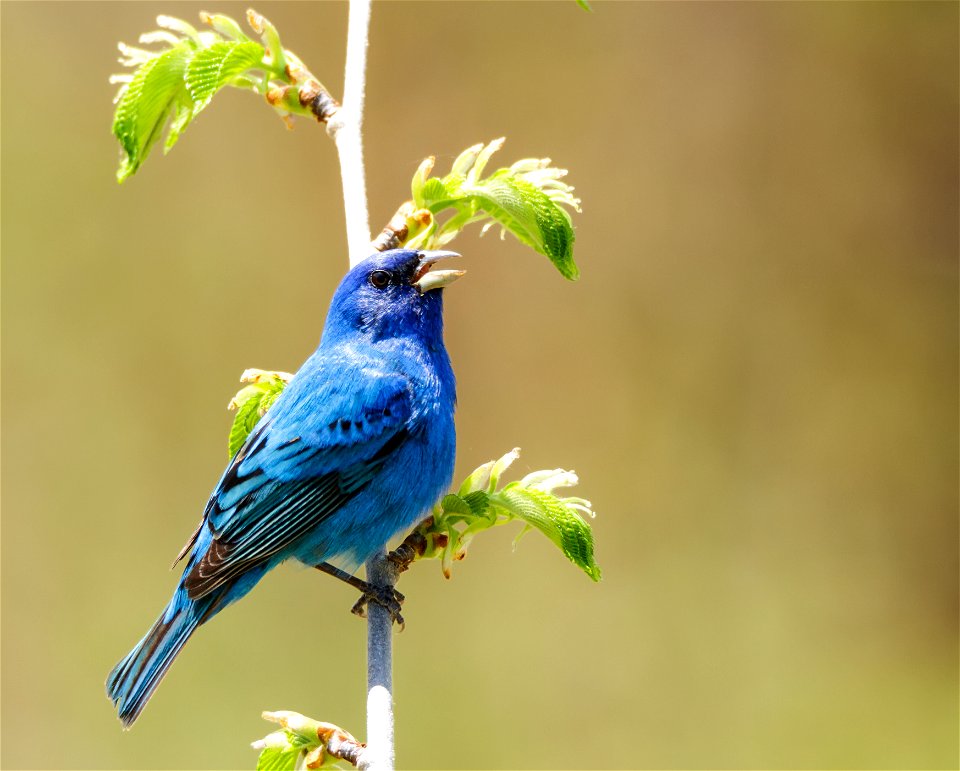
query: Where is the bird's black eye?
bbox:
[369,270,391,289]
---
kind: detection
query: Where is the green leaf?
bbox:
[575,0,594,11]
[254,729,313,771]
[227,371,289,457]
[440,493,473,517]
[462,490,490,517]
[113,41,195,182]
[418,176,464,211]
[200,12,253,42]
[421,449,600,581]
[450,143,483,176]
[407,139,581,280]
[255,746,301,771]
[185,41,264,114]
[410,157,434,205]
[493,485,601,581]
[164,99,194,152]
[469,173,578,280]
[228,387,265,458]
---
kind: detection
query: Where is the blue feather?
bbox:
[107,249,459,726]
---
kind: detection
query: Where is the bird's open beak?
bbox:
[412,250,466,294]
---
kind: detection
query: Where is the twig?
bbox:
[361,554,400,771]
[329,0,373,267]
[257,711,366,768]
[327,2,397,769]
[370,201,433,253]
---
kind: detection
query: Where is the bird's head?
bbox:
[323,249,464,344]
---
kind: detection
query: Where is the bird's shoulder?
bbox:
[261,343,415,453]
[175,346,414,566]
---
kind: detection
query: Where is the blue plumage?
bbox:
[107,249,462,726]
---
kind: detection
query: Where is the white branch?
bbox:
[328,0,372,267]
[360,554,399,771]
[329,2,396,769]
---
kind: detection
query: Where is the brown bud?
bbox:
[266,85,290,107]
[298,81,322,108]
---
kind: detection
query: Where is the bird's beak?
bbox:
[413,250,466,294]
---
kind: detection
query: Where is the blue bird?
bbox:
[107,249,463,727]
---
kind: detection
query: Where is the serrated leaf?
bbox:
[113,41,195,182]
[186,41,264,114]
[469,173,579,280]
[228,388,264,458]
[462,490,490,517]
[406,139,581,278]
[256,746,302,771]
[258,386,283,415]
[227,374,288,457]
[419,176,465,211]
[494,486,601,580]
[164,99,193,152]
[440,493,473,517]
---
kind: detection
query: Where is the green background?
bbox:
[2,2,957,768]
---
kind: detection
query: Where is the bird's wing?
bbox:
[179,359,414,600]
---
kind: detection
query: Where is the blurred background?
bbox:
[2,2,957,769]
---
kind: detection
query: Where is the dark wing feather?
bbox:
[180,360,413,599]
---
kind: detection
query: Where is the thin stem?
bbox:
[330,0,373,267]
[361,553,398,771]
[328,1,395,768]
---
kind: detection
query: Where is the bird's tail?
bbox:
[106,586,216,727]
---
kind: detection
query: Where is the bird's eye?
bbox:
[369,270,391,289]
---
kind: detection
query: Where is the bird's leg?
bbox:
[386,526,435,573]
[313,561,405,628]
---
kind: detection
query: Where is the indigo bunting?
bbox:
[107,249,463,726]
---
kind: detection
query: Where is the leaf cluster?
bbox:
[407,138,582,280]
[112,17,583,282]
[227,369,292,457]
[111,11,315,182]
[419,448,601,581]
[253,711,356,770]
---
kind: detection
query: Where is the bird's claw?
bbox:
[351,584,406,629]
[386,543,417,573]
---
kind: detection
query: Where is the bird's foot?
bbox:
[386,541,419,573]
[351,584,405,629]
[313,562,405,628]
[386,525,441,573]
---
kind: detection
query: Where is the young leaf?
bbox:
[416,449,600,581]
[112,11,332,179]
[255,712,361,770]
[253,729,314,771]
[226,370,290,457]
[417,176,464,211]
[407,139,581,280]
[462,490,490,517]
[469,173,578,280]
[186,41,264,114]
[440,493,473,518]
[113,41,195,182]
[493,485,601,581]
[255,745,300,771]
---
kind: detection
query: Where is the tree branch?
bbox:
[328,3,397,769]
[329,0,373,267]
[361,553,399,771]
